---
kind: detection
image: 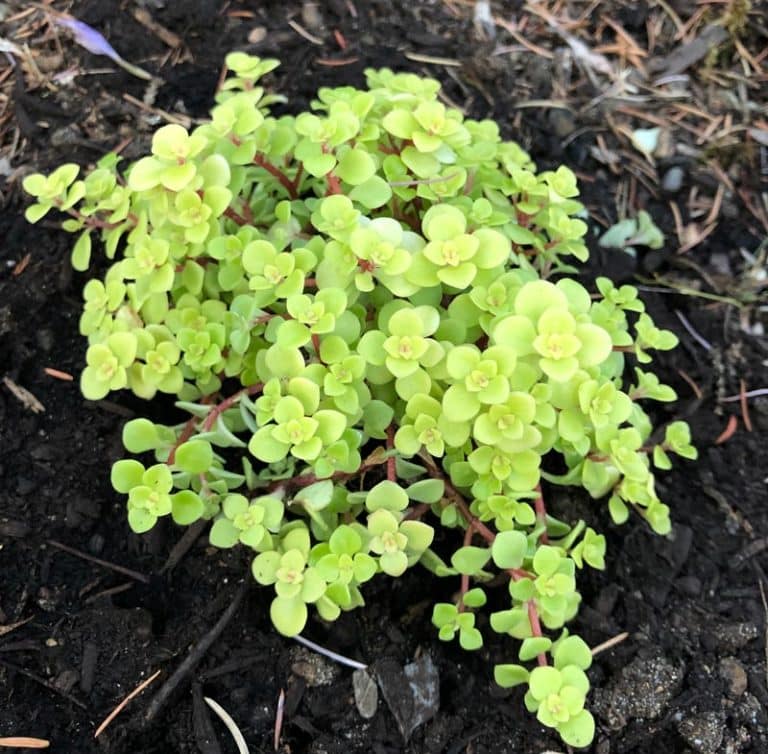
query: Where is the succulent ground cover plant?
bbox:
[24,53,697,747]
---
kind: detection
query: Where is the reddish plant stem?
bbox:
[457,525,474,613]
[527,600,548,666]
[290,163,304,194]
[311,333,324,363]
[168,385,262,465]
[420,454,547,661]
[267,450,389,492]
[403,502,430,521]
[304,277,317,289]
[386,424,396,482]
[420,454,496,543]
[253,153,298,199]
[65,206,138,231]
[534,484,549,544]
[223,206,249,226]
[202,383,263,432]
[325,170,342,196]
[167,416,198,466]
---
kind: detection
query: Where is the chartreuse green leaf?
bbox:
[491,530,527,569]
[29,54,697,752]
[451,546,491,575]
[175,440,213,474]
[122,418,161,453]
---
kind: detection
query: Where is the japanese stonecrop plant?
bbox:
[24,54,696,748]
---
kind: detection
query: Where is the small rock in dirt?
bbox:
[376,653,439,741]
[734,691,768,728]
[549,108,576,139]
[88,533,105,555]
[16,476,37,495]
[36,329,54,352]
[662,166,685,193]
[54,669,79,693]
[595,583,620,616]
[80,642,99,693]
[290,647,338,687]
[248,26,267,44]
[710,621,759,651]
[710,252,732,277]
[0,519,30,538]
[593,649,684,730]
[677,710,725,754]
[301,2,323,31]
[720,657,748,697]
[37,586,62,612]
[676,576,702,597]
[353,668,378,718]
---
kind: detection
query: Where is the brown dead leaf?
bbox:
[2,376,45,413]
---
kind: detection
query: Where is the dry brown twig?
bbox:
[94,669,162,737]
[0,739,50,749]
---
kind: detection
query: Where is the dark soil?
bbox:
[2,1,768,753]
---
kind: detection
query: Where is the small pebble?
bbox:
[88,533,105,555]
[290,647,338,687]
[550,108,576,139]
[662,166,685,193]
[676,576,702,597]
[301,1,323,30]
[248,26,267,44]
[353,668,378,718]
[720,657,748,697]
[677,710,725,754]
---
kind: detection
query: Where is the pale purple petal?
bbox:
[54,17,121,63]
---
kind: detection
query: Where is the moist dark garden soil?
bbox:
[1,1,768,752]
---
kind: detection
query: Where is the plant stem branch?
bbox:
[534,484,549,544]
[386,424,396,482]
[145,581,247,723]
[268,448,389,492]
[526,600,548,666]
[418,453,496,543]
[202,383,263,432]
[253,154,299,199]
[457,525,474,613]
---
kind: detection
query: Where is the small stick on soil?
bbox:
[0,658,87,710]
[47,540,150,584]
[2,376,44,413]
[11,253,31,276]
[293,634,367,669]
[0,616,32,638]
[84,582,134,605]
[731,539,768,569]
[739,380,753,432]
[287,19,323,45]
[94,669,161,737]
[192,683,222,754]
[274,689,285,752]
[590,631,630,657]
[677,369,703,400]
[159,519,208,574]
[0,738,49,749]
[43,367,73,381]
[674,310,712,351]
[721,387,768,402]
[204,697,249,754]
[144,581,247,723]
[715,415,738,444]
